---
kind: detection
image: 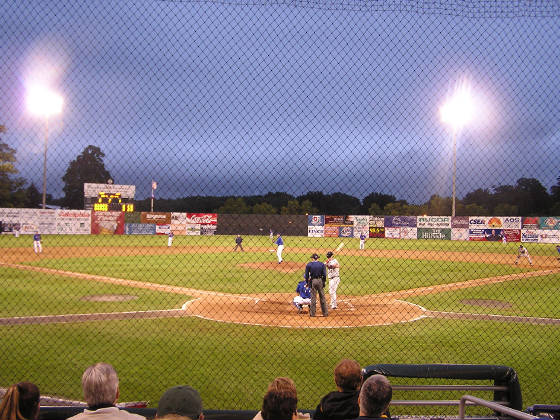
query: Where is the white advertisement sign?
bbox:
[417,216,451,228]
[308,226,324,237]
[56,210,92,234]
[384,227,400,239]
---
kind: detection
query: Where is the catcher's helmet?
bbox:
[311,253,319,260]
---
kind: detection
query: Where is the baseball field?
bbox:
[1,234,559,413]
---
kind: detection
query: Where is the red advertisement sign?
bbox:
[91,211,125,235]
[186,213,217,225]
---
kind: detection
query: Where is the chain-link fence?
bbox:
[1,0,560,415]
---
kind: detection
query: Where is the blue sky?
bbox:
[2,0,559,204]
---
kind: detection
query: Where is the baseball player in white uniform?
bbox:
[515,245,532,265]
[167,231,174,247]
[326,251,340,309]
[275,233,284,263]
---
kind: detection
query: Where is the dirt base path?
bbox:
[1,246,559,328]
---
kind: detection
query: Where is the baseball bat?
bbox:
[335,242,344,252]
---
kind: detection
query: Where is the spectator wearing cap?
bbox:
[356,375,392,420]
[156,385,203,420]
[68,363,145,420]
[314,359,361,420]
[304,253,328,317]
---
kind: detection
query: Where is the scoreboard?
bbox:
[92,192,134,212]
[84,183,135,212]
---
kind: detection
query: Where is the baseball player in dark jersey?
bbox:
[305,253,328,317]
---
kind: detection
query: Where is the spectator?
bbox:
[0,382,40,420]
[314,359,361,420]
[68,362,145,420]
[254,378,309,420]
[356,375,392,420]
[155,385,204,420]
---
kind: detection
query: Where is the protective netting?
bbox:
[1,0,560,414]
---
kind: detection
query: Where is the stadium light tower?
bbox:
[439,80,474,217]
[27,84,63,209]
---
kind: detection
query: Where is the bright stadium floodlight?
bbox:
[27,84,63,209]
[439,80,474,217]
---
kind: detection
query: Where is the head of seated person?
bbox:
[334,359,362,392]
[0,381,40,420]
[261,377,298,420]
[358,375,392,419]
[155,385,204,420]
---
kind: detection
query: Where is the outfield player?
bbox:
[515,244,533,265]
[167,231,174,247]
[502,234,507,245]
[359,231,367,250]
[275,233,284,263]
[326,251,340,310]
[233,234,244,251]
[293,277,311,313]
[33,232,42,254]
[556,245,560,260]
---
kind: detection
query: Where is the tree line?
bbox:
[1,138,560,216]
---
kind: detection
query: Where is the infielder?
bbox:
[326,251,340,310]
[167,231,174,247]
[33,232,42,254]
[293,277,311,313]
[275,233,284,263]
[515,244,533,265]
[359,231,367,250]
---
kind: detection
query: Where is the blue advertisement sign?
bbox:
[308,215,325,226]
[125,223,157,235]
[338,226,354,238]
[384,216,417,228]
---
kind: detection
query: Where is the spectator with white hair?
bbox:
[68,362,145,420]
[355,375,392,419]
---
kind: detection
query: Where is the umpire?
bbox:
[305,253,328,317]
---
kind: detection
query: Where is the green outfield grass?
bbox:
[1,234,559,411]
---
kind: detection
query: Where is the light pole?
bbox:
[439,81,474,217]
[27,85,63,209]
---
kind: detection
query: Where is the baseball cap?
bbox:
[311,253,319,260]
[156,385,203,419]
[326,252,333,258]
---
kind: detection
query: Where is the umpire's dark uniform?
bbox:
[305,253,328,317]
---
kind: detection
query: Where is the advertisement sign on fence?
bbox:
[125,223,157,235]
[171,212,188,224]
[369,226,385,238]
[56,210,92,234]
[384,216,417,228]
[91,211,125,234]
[469,229,486,241]
[521,230,539,243]
[417,216,451,229]
[451,216,469,229]
[308,226,324,237]
[201,225,217,235]
[186,213,218,225]
[338,226,354,238]
[522,217,539,229]
[141,212,171,225]
[400,227,417,239]
[385,227,400,239]
[370,217,385,227]
[469,217,488,229]
[308,215,325,226]
[323,225,339,237]
[417,228,451,240]
[502,229,521,242]
[537,230,560,243]
[501,217,522,229]
[538,217,560,230]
